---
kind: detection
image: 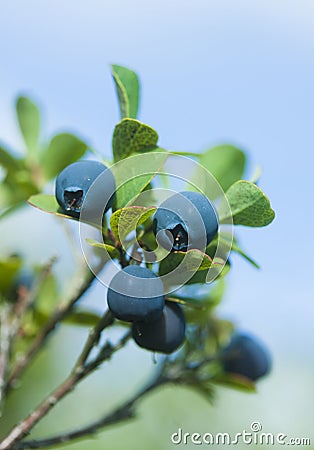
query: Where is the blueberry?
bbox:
[153,191,218,252]
[55,160,115,218]
[132,301,186,354]
[221,333,271,381]
[107,265,165,322]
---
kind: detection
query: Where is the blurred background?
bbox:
[0,0,313,448]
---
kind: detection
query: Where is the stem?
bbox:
[74,310,114,369]
[0,320,130,450]
[0,304,11,413]
[0,259,55,410]
[5,266,98,394]
[17,373,167,449]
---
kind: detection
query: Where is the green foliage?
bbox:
[112,151,168,209]
[199,145,246,191]
[16,96,41,157]
[0,256,22,293]
[112,118,158,161]
[111,64,140,119]
[0,145,22,173]
[159,250,222,276]
[0,64,276,448]
[0,96,90,219]
[110,206,156,243]
[86,238,120,259]
[40,133,89,179]
[28,194,72,218]
[63,309,103,327]
[212,372,256,392]
[223,180,275,227]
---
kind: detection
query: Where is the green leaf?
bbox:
[166,295,207,310]
[212,373,256,392]
[111,64,140,119]
[28,194,106,232]
[184,260,230,285]
[110,206,156,243]
[35,272,59,315]
[199,145,246,192]
[220,180,275,227]
[250,165,262,184]
[0,256,22,292]
[0,145,22,173]
[208,278,226,306]
[41,133,88,180]
[112,151,168,209]
[86,238,120,259]
[0,176,38,213]
[159,250,224,276]
[189,381,215,404]
[112,118,158,161]
[28,194,70,217]
[63,309,102,327]
[16,96,40,155]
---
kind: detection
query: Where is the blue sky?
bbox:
[0,0,313,443]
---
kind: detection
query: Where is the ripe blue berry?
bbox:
[221,333,271,381]
[153,191,218,252]
[55,160,115,218]
[132,301,186,354]
[107,265,165,322]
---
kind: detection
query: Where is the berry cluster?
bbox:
[55,161,219,354]
[55,161,271,373]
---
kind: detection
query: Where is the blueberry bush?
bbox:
[0,65,275,449]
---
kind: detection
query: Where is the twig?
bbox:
[0,304,12,413]
[0,259,55,411]
[4,264,99,394]
[107,229,128,268]
[16,372,167,449]
[74,310,114,369]
[0,317,130,450]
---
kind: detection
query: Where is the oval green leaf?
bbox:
[220,180,275,227]
[0,145,22,173]
[159,249,223,277]
[199,145,246,192]
[112,118,158,161]
[110,206,156,243]
[41,133,89,180]
[112,151,168,209]
[16,96,40,156]
[111,64,140,119]
[86,238,120,259]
